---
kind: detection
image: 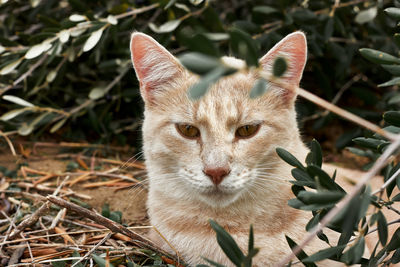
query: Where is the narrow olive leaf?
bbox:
[383,111,400,127]
[189,0,204,5]
[106,15,118,25]
[359,48,400,64]
[229,28,258,66]
[379,77,400,87]
[276,148,306,170]
[188,67,225,100]
[389,94,400,105]
[92,254,115,267]
[248,225,254,252]
[0,45,5,54]
[387,227,400,251]
[149,19,181,33]
[393,193,400,201]
[385,7,400,19]
[352,137,385,150]
[288,198,305,209]
[377,211,388,246]
[18,123,34,136]
[46,70,57,83]
[2,95,34,107]
[309,139,323,167]
[50,118,68,133]
[306,166,343,191]
[89,87,106,100]
[252,6,278,15]
[25,42,52,59]
[291,168,314,182]
[355,7,377,24]
[69,14,86,21]
[297,191,344,205]
[285,236,317,267]
[0,108,27,121]
[0,58,23,75]
[83,28,104,52]
[382,64,400,75]
[249,79,268,98]
[180,53,221,75]
[209,219,244,267]
[303,245,345,263]
[340,236,365,265]
[272,57,287,77]
[71,251,84,267]
[59,30,70,43]
[391,248,400,264]
[395,33,400,47]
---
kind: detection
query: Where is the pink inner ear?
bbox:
[130,35,153,82]
[260,32,307,85]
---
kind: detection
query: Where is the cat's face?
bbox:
[130,32,307,207]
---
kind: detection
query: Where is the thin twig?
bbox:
[372,167,400,195]
[71,232,112,267]
[0,129,17,156]
[0,54,48,96]
[114,3,160,19]
[276,137,400,266]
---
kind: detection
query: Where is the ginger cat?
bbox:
[129,32,386,266]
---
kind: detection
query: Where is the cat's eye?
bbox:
[176,124,200,139]
[235,124,260,139]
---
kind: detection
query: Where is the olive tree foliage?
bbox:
[0,0,398,145]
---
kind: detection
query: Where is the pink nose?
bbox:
[203,167,230,185]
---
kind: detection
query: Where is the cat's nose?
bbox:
[203,167,231,185]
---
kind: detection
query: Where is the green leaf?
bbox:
[203,258,226,267]
[92,254,115,267]
[353,137,387,150]
[209,219,244,267]
[303,245,345,262]
[285,236,317,267]
[288,198,305,209]
[391,248,400,264]
[297,191,344,205]
[249,78,269,98]
[378,77,400,87]
[385,7,400,19]
[188,67,226,100]
[382,64,400,75]
[389,94,400,105]
[340,236,365,264]
[0,108,28,121]
[272,57,287,77]
[392,193,400,201]
[306,166,342,191]
[2,95,34,107]
[0,58,24,75]
[69,197,91,209]
[83,28,104,52]
[355,7,377,24]
[149,19,181,33]
[276,148,305,170]
[72,251,84,267]
[52,261,66,267]
[180,53,221,75]
[229,28,258,67]
[307,139,323,167]
[252,6,278,15]
[101,203,110,218]
[359,48,400,64]
[384,111,400,127]
[387,227,400,251]
[377,211,388,246]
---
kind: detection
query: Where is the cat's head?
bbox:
[130,32,307,207]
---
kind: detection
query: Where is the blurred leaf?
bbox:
[379,77,400,87]
[180,53,220,75]
[149,19,181,33]
[252,6,278,15]
[71,251,84,267]
[18,123,34,136]
[0,108,27,121]
[388,94,400,105]
[250,78,268,98]
[2,95,34,107]
[209,219,244,267]
[359,48,400,64]
[297,191,344,205]
[385,7,400,19]
[83,28,104,52]
[384,111,400,127]
[0,58,23,75]
[188,67,226,99]
[355,7,377,24]
[382,64,400,75]
[189,0,204,6]
[50,118,68,133]
[306,139,322,167]
[89,87,106,100]
[229,28,258,66]
[92,254,114,267]
[25,42,52,59]
[276,148,305,170]
[272,57,287,77]
[69,14,86,22]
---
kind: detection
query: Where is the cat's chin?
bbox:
[196,187,243,208]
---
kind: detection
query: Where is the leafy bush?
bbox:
[0,0,399,147]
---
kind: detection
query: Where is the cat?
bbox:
[129,31,350,266]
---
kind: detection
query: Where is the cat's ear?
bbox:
[259,32,307,86]
[130,32,183,103]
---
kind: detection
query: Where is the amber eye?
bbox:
[176,124,200,139]
[235,124,260,139]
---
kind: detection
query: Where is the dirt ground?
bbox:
[0,145,148,225]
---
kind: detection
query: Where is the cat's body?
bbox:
[130,32,342,266]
